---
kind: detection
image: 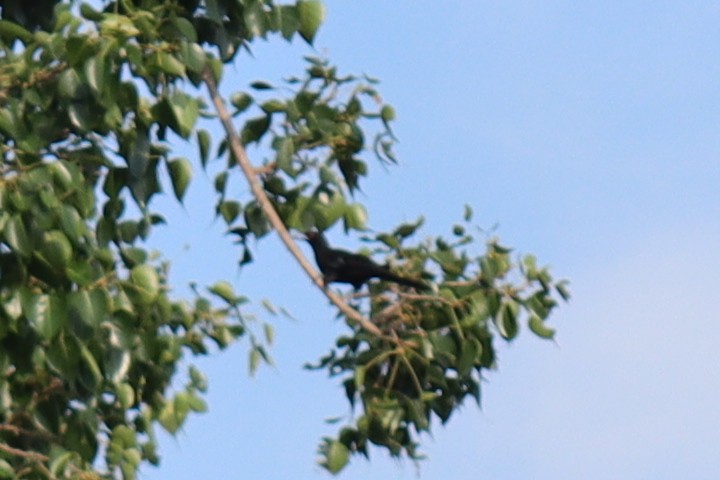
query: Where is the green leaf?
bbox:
[405,398,429,431]
[41,230,73,272]
[343,203,368,231]
[497,301,519,340]
[376,233,399,249]
[189,366,208,392]
[112,425,137,449]
[393,217,424,239]
[173,17,197,42]
[4,215,31,257]
[130,265,159,305]
[0,19,33,43]
[0,109,17,138]
[283,196,312,230]
[261,99,285,113]
[528,313,555,340]
[122,448,142,470]
[168,92,199,138]
[208,281,236,304]
[69,289,108,332]
[119,221,139,244]
[127,131,151,182]
[0,459,13,478]
[100,13,141,37]
[104,346,131,385]
[309,194,343,231]
[218,200,241,224]
[354,365,366,390]
[197,129,211,169]
[168,158,192,203]
[103,167,128,200]
[263,323,275,345]
[491,242,513,255]
[241,115,271,145]
[104,324,131,384]
[244,2,268,38]
[230,92,253,114]
[429,333,457,360]
[185,391,207,412]
[158,400,180,435]
[122,247,147,267]
[261,299,277,316]
[117,383,135,409]
[84,55,106,94]
[275,136,295,174]
[40,189,59,211]
[79,3,103,20]
[156,52,186,77]
[45,332,81,379]
[113,290,135,318]
[49,450,76,478]
[250,81,274,90]
[321,440,349,474]
[58,69,83,99]
[380,104,396,128]
[68,103,98,132]
[59,205,86,244]
[175,392,192,423]
[244,204,270,237]
[214,171,228,194]
[556,280,571,301]
[27,294,67,341]
[80,345,103,389]
[181,41,206,73]
[67,260,97,287]
[297,0,325,44]
[463,204,474,222]
[278,6,299,40]
[8,189,29,212]
[457,338,481,377]
[264,175,286,195]
[249,348,260,375]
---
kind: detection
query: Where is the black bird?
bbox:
[305,231,426,290]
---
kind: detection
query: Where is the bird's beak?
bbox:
[301,230,318,241]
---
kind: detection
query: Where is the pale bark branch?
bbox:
[0,442,48,463]
[202,67,381,337]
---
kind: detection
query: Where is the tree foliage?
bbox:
[0,0,568,477]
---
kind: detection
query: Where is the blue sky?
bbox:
[143,2,720,479]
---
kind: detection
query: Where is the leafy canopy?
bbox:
[0,0,568,477]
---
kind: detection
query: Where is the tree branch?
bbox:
[0,442,48,463]
[0,423,54,442]
[398,291,457,307]
[202,67,381,337]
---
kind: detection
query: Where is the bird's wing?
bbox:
[333,250,384,272]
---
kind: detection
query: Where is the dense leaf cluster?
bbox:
[0,0,314,477]
[215,56,393,264]
[0,0,568,477]
[307,214,568,472]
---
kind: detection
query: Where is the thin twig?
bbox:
[0,423,54,442]
[399,354,424,398]
[372,302,402,323]
[253,162,277,175]
[397,292,457,307]
[0,424,21,435]
[202,67,381,337]
[0,443,48,463]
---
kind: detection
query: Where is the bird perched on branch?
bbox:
[305,230,426,290]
